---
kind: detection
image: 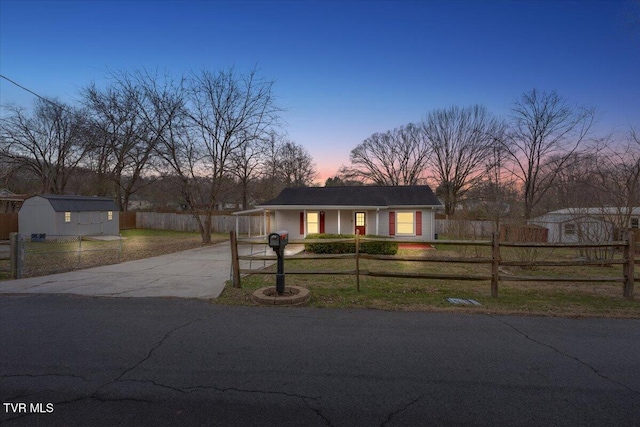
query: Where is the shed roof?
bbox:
[260,186,442,208]
[530,207,640,223]
[31,195,118,212]
[548,207,640,216]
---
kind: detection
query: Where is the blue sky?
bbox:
[1,0,639,182]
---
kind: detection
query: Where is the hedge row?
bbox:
[304,233,398,255]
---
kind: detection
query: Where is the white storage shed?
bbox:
[19,195,119,238]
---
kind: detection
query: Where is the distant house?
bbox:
[19,195,119,238]
[249,185,442,240]
[528,207,640,243]
[0,188,28,213]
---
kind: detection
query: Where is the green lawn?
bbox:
[218,245,639,318]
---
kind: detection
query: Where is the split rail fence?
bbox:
[230,231,636,298]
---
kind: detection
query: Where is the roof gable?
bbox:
[260,186,442,208]
[31,195,119,212]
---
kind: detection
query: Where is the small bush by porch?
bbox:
[304,233,398,255]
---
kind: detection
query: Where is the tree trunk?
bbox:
[201,214,212,244]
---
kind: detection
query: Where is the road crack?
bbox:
[183,384,319,400]
[492,316,640,395]
[381,395,423,426]
[93,316,208,397]
[118,378,187,394]
[185,384,331,425]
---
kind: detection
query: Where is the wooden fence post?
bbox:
[10,232,23,279]
[355,230,361,292]
[230,231,241,288]
[623,230,634,299]
[491,232,500,298]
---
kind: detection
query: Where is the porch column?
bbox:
[376,209,379,235]
[274,210,278,235]
[431,207,435,239]
[338,210,341,234]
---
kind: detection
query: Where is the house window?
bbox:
[64,212,71,223]
[307,212,319,234]
[108,211,113,221]
[631,218,639,229]
[355,212,365,227]
[396,212,415,235]
[564,223,576,235]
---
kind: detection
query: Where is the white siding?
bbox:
[18,196,120,237]
[18,197,56,237]
[270,208,437,240]
[323,211,340,234]
[273,210,303,239]
[104,211,119,235]
[529,215,611,243]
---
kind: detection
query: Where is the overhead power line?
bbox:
[0,74,67,110]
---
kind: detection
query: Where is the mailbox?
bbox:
[268,230,289,249]
[267,230,288,294]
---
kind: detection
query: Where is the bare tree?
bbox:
[540,150,600,212]
[253,132,286,202]
[156,67,280,243]
[0,98,90,194]
[82,73,161,210]
[589,129,640,236]
[340,123,430,185]
[252,133,317,202]
[499,89,596,219]
[228,136,267,209]
[467,142,520,226]
[277,140,317,187]
[324,175,362,187]
[422,105,503,216]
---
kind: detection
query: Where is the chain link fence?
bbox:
[6,234,123,279]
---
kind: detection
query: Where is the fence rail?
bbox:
[230,231,636,298]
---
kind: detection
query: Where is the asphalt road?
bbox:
[1,295,639,426]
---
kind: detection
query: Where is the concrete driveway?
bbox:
[0,241,297,299]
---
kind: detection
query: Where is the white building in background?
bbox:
[19,195,119,238]
[528,207,640,243]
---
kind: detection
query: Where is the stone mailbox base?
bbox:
[252,286,310,306]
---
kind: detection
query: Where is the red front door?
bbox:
[355,212,366,236]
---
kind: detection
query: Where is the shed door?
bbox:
[355,212,366,236]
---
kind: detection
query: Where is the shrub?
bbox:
[304,233,397,255]
[304,233,355,254]
[360,237,398,255]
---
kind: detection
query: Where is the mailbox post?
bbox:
[268,230,289,295]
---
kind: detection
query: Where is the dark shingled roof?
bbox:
[260,186,442,207]
[36,195,118,212]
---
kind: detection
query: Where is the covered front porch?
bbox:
[233,207,388,239]
[292,208,386,238]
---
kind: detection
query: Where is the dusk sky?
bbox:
[1,0,639,183]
